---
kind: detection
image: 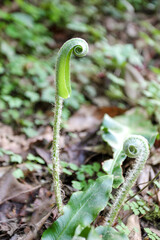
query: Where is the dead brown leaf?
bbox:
[137,165,154,195]
[0,220,18,237]
[66,105,126,132]
[27,126,53,147]
[34,147,51,165]
[148,150,160,165]
[0,169,35,204]
[127,214,142,240]
[66,105,100,132]
[0,123,27,155]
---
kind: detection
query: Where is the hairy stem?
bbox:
[107,135,150,226]
[51,38,88,214]
[52,94,63,214]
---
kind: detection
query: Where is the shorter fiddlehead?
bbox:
[52,38,88,215]
[107,135,150,226]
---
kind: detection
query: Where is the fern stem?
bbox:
[51,38,88,214]
[52,94,63,215]
[107,135,150,226]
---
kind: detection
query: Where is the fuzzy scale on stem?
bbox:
[52,95,63,214]
[107,135,150,226]
[52,38,88,214]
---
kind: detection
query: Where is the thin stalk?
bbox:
[51,38,88,215]
[52,94,63,215]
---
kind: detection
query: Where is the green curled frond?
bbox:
[56,38,89,99]
[123,135,149,159]
[107,134,150,226]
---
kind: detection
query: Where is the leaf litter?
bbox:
[0,1,160,239]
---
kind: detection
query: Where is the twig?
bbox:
[125,170,160,203]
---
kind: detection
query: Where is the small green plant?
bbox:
[138,79,160,124]
[0,148,45,178]
[116,220,130,236]
[52,38,88,214]
[61,161,103,190]
[144,228,160,240]
[42,111,158,239]
[42,175,114,240]
[123,194,150,216]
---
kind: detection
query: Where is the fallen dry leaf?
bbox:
[0,166,11,178]
[34,147,51,165]
[66,105,100,132]
[0,169,35,204]
[157,191,160,204]
[137,165,154,195]
[66,104,126,132]
[148,149,160,165]
[0,123,27,154]
[127,214,142,240]
[0,220,18,237]
[27,126,53,147]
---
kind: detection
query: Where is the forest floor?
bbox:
[0,1,160,239]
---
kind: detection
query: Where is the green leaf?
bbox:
[1,41,15,60]
[22,127,38,138]
[102,159,113,174]
[95,226,129,240]
[86,228,101,240]
[102,151,126,188]
[61,161,69,168]
[92,162,101,172]
[2,149,14,155]
[63,168,72,176]
[25,91,40,102]
[72,181,83,190]
[25,162,41,171]
[15,0,44,20]
[101,109,158,150]
[42,175,113,240]
[8,109,20,120]
[83,166,94,176]
[41,87,55,102]
[10,154,23,164]
[13,168,24,179]
[12,12,34,28]
[77,172,85,181]
[69,163,79,171]
[20,119,34,127]
[108,73,125,87]
[27,153,45,164]
[2,96,23,108]
[76,226,101,240]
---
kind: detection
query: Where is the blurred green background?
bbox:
[0,0,160,137]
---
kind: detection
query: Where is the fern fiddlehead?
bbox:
[107,135,150,226]
[52,38,88,214]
